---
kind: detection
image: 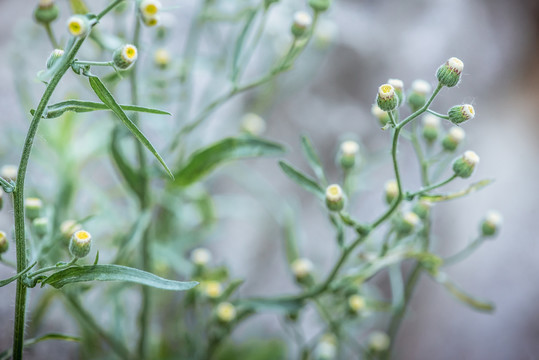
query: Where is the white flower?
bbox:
[447,57,464,74]
[340,141,359,156]
[422,114,441,128]
[190,248,212,266]
[462,150,480,165]
[411,79,431,95]
[293,11,312,29]
[378,84,395,99]
[291,258,313,279]
[448,126,466,142]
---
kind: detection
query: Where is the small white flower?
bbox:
[448,126,466,142]
[340,141,359,157]
[385,180,398,197]
[387,78,404,91]
[348,294,366,312]
[325,184,343,203]
[422,114,441,128]
[154,48,170,67]
[411,79,432,95]
[462,104,475,120]
[369,331,390,352]
[378,84,395,99]
[216,302,236,322]
[291,258,313,279]
[203,281,222,298]
[67,15,89,37]
[403,211,420,227]
[140,0,161,18]
[462,150,480,166]
[447,57,464,74]
[293,11,312,29]
[485,210,503,227]
[190,248,212,266]
[241,113,266,136]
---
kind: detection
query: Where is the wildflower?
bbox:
[348,294,366,313]
[325,184,344,212]
[241,113,266,136]
[139,0,161,27]
[407,79,432,111]
[368,331,390,352]
[190,248,212,266]
[448,104,475,125]
[481,210,502,237]
[25,197,42,220]
[442,126,466,152]
[291,258,313,280]
[388,78,404,106]
[67,15,91,38]
[216,302,236,322]
[113,44,138,70]
[204,281,222,298]
[376,84,397,112]
[422,114,441,143]
[453,150,479,178]
[291,11,312,38]
[314,334,337,359]
[34,0,59,25]
[437,57,464,87]
[384,179,398,205]
[69,230,92,258]
[154,48,170,69]
[371,105,390,127]
[340,140,360,169]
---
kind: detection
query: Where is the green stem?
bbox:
[442,236,485,266]
[97,0,125,21]
[406,174,457,200]
[43,23,60,49]
[11,37,85,360]
[27,258,77,279]
[426,108,449,119]
[410,121,430,186]
[73,60,114,67]
[397,84,443,130]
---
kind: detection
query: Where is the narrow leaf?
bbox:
[88,76,174,179]
[42,264,198,291]
[278,160,324,199]
[420,179,494,202]
[283,209,300,265]
[231,8,257,82]
[32,100,171,119]
[0,261,37,287]
[174,136,285,186]
[109,126,144,198]
[300,135,327,185]
[434,273,495,312]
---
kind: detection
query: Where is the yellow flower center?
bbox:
[381,85,392,94]
[75,230,90,241]
[144,4,158,15]
[125,46,136,59]
[467,105,474,115]
[69,21,81,35]
[328,186,339,196]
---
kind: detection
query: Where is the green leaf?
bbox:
[231,8,258,82]
[300,135,327,185]
[220,279,244,300]
[88,76,174,179]
[42,264,198,291]
[434,273,495,312]
[109,126,145,198]
[278,160,324,199]
[31,100,171,119]
[0,333,81,360]
[174,136,286,186]
[283,209,300,265]
[420,179,494,202]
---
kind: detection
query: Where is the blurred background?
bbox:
[0,0,538,359]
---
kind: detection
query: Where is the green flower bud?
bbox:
[442,126,465,152]
[46,49,64,69]
[60,220,82,240]
[203,281,222,299]
[25,197,42,220]
[309,0,331,12]
[34,0,59,25]
[376,84,398,112]
[388,78,405,106]
[452,150,479,178]
[0,231,8,254]
[315,334,337,359]
[407,79,431,112]
[69,230,92,258]
[154,48,170,69]
[67,15,91,38]
[291,258,314,284]
[339,140,359,169]
[1,165,18,181]
[448,104,475,125]
[240,113,266,136]
[325,184,344,212]
[33,217,49,237]
[347,294,366,314]
[291,11,312,38]
[368,331,390,352]
[395,211,420,236]
[421,114,441,143]
[216,302,237,323]
[436,57,463,87]
[113,44,138,70]
[371,105,390,127]
[142,14,160,27]
[481,210,502,237]
[412,200,432,220]
[384,179,398,205]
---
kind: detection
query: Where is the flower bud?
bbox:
[371,105,390,127]
[309,0,331,12]
[46,49,64,69]
[407,79,431,112]
[25,197,42,220]
[241,113,266,136]
[1,165,18,181]
[388,78,404,106]
[154,48,170,69]
[436,57,463,87]
[291,258,313,281]
[113,44,138,70]
[33,217,49,237]
[395,211,420,236]
[421,114,441,143]
[140,0,161,19]
[376,84,397,112]
[481,210,502,237]
[203,281,222,299]
[315,334,337,360]
[368,331,390,352]
[69,230,92,258]
[384,179,399,205]
[412,200,432,220]
[142,14,160,27]
[216,302,237,323]
[190,247,212,266]
[339,141,359,169]
[0,231,8,254]
[60,220,82,240]
[448,104,475,125]
[67,15,91,38]
[34,0,59,25]
[325,184,344,212]
[347,294,366,313]
[452,150,479,178]
[291,11,312,38]
[442,126,465,152]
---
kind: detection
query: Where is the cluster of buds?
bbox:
[339,140,360,169]
[25,197,43,220]
[69,230,92,258]
[481,210,502,237]
[421,114,441,143]
[240,113,266,136]
[216,302,236,323]
[291,11,313,38]
[325,184,344,212]
[452,150,480,178]
[34,0,59,25]
[407,79,432,112]
[376,84,398,112]
[437,57,464,87]
[113,44,138,70]
[67,15,91,38]
[0,231,8,254]
[442,126,466,152]
[139,0,162,27]
[448,104,475,125]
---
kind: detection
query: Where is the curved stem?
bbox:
[406,174,457,200]
[442,236,485,267]
[426,108,449,119]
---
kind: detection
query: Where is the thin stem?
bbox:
[97,0,125,21]
[410,121,430,186]
[397,83,443,130]
[12,37,84,360]
[27,258,77,278]
[387,111,397,128]
[73,60,114,67]
[406,174,457,200]
[426,108,449,119]
[442,236,485,267]
[43,23,60,49]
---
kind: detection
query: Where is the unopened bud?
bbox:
[309,0,331,12]
[371,105,390,127]
[0,231,8,254]
[481,210,502,237]
[67,15,91,38]
[442,126,465,152]
[452,150,479,178]
[190,247,212,266]
[291,258,313,280]
[436,57,463,87]
[376,84,397,112]
[46,49,64,69]
[142,14,160,27]
[422,114,441,143]
[241,113,266,136]
[348,294,366,313]
[291,11,312,38]
[34,0,59,25]
[25,197,42,220]
[388,78,404,106]
[154,48,170,69]
[368,331,390,352]
[69,230,92,258]
[33,217,49,237]
[407,79,431,112]
[315,334,337,360]
[204,281,222,298]
[325,184,344,212]
[412,200,432,220]
[1,165,18,181]
[113,44,138,70]
[216,302,237,323]
[340,141,359,169]
[60,220,82,240]
[384,179,399,205]
[395,211,420,236]
[448,104,475,125]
